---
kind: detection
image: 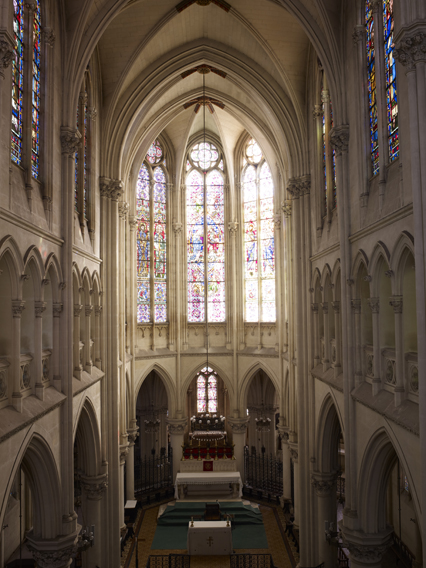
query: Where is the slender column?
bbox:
[84,305,93,374]
[166,418,187,482]
[367,297,381,395]
[41,28,55,226]
[119,445,128,532]
[311,472,338,568]
[311,303,320,366]
[351,299,363,387]
[34,301,46,399]
[73,304,83,380]
[321,302,330,371]
[52,303,63,390]
[332,301,341,376]
[80,474,108,568]
[125,429,139,500]
[228,419,248,481]
[11,300,25,412]
[289,445,299,527]
[94,306,102,368]
[278,427,291,501]
[389,296,404,406]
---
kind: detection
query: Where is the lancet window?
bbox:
[197,367,218,413]
[11,0,25,165]
[320,70,337,213]
[186,141,225,323]
[136,140,167,324]
[242,138,276,322]
[31,0,41,178]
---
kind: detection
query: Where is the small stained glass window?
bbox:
[197,367,218,413]
[147,140,163,164]
[31,0,41,178]
[383,0,398,162]
[11,0,24,165]
[366,0,379,175]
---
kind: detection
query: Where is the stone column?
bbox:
[321,302,330,371]
[26,532,79,568]
[311,472,338,568]
[367,297,381,395]
[343,528,392,568]
[166,418,187,482]
[93,305,102,369]
[125,428,139,501]
[351,299,363,387]
[332,301,341,376]
[289,445,299,528]
[34,301,46,399]
[52,303,63,391]
[84,305,93,374]
[278,427,292,501]
[119,444,129,532]
[80,474,108,568]
[321,85,333,226]
[311,303,320,366]
[73,304,83,380]
[389,296,404,406]
[228,419,248,481]
[11,300,25,412]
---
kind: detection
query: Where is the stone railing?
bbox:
[41,350,51,383]
[364,344,374,379]
[405,352,418,396]
[382,348,396,387]
[0,358,10,403]
[20,353,33,391]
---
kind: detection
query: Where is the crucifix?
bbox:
[207,536,214,547]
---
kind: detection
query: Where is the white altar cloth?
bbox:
[174,472,243,499]
[187,521,232,555]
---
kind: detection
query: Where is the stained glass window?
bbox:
[243,139,276,322]
[383,0,398,161]
[197,367,218,413]
[366,0,379,175]
[31,0,41,178]
[11,0,24,165]
[75,89,90,216]
[187,142,225,322]
[147,140,163,164]
[83,93,88,219]
[136,142,167,324]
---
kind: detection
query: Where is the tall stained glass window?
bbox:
[11,0,24,165]
[136,140,167,323]
[196,367,218,413]
[75,85,91,219]
[243,139,276,322]
[187,142,225,323]
[366,0,379,175]
[31,0,41,178]
[383,0,398,161]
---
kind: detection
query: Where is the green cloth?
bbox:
[151,502,268,550]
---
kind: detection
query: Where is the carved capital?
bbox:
[367,297,380,314]
[34,301,47,317]
[12,300,26,318]
[281,200,292,217]
[389,295,403,314]
[100,176,112,198]
[331,301,340,314]
[351,298,361,314]
[120,444,129,464]
[0,33,15,78]
[346,543,390,564]
[311,302,319,314]
[321,89,330,104]
[74,304,83,317]
[329,125,349,156]
[166,418,187,434]
[110,179,124,202]
[321,302,329,314]
[53,303,63,317]
[172,220,183,235]
[27,534,79,568]
[87,107,97,121]
[312,104,322,118]
[352,25,365,45]
[118,201,129,218]
[287,175,310,198]
[60,127,81,157]
[394,30,426,70]
[311,472,338,496]
[228,221,238,234]
[127,427,139,446]
[289,447,298,462]
[42,27,55,48]
[80,473,108,500]
[129,215,138,231]
[85,305,93,317]
[228,418,249,433]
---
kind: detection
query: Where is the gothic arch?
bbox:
[352,250,369,297]
[73,396,102,477]
[0,235,24,297]
[23,246,45,301]
[239,361,280,413]
[357,427,421,534]
[44,253,63,303]
[135,363,176,417]
[181,360,234,406]
[369,248,391,298]
[315,393,344,473]
[391,233,416,294]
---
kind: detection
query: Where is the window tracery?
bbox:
[197,366,218,413]
[243,139,276,322]
[186,142,225,323]
[136,141,167,324]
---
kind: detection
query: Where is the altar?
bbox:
[187,521,232,555]
[174,472,243,500]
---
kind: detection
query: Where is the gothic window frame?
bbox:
[136,139,168,325]
[364,0,399,179]
[196,366,218,414]
[11,0,46,183]
[241,137,276,324]
[185,137,226,324]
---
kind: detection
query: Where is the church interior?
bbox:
[0,0,425,567]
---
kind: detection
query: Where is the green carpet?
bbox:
[151,502,268,550]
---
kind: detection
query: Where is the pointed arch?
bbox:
[73,395,102,477]
[315,393,344,473]
[135,363,176,416]
[181,360,234,404]
[369,245,391,297]
[239,360,280,412]
[44,253,63,303]
[0,236,24,298]
[352,249,370,297]
[391,233,416,294]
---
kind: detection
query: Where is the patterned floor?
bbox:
[122,500,299,568]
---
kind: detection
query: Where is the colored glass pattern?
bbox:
[137,164,151,323]
[383,0,399,161]
[187,143,225,323]
[246,139,262,164]
[147,140,163,164]
[75,105,79,212]
[31,0,41,178]
[196,367,218,413]
[366,0,379,175]
[243,140,275,322]
[153,167,167,321]
[83,93,88,219]
[11,0,24,165]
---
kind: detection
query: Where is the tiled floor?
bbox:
[122,500,299,568]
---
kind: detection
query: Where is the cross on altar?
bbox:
[187,521,232,555]
[207,536,214,547]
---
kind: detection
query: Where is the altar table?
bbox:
[187,521,232,555]
[174,472,243,499]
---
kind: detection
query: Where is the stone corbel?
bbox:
[227,418,249,434]
[311,471,338,496]
[60,128,81,157]
[0,31,15,79]
[166,417,187,434]
[329,125,350,156]
[80,473,108,500]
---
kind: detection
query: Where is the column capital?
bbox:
[277,425,289,441]
[367,297,380,314]
[330,125,350,156]
[166,417,187,434]
[85,305,93,317]
[53,303,63,317]
[312,104,322,118]
[286,175,311,199]
[118,201,130,218]
[389,295,403,313]
[289,444,298,463]
[227,418,249,433]
[127,426,140,446]
[321,301,329,314]
[12,300,26,318]
[35,301,47,318]
[26,531,79,568]
[60,127,81,157]
[342,526,393,566]
[311,302,319,313]
[0,32,15,79]
[394,27,426,70]
[352,24,365,45]
[311,471,338,496]
[74,304,83,317]
[99,177,124,201]
[42,27,55,48]
[120,443,129,464]
[331,301,340,314]
[80,473,108,500]
[94,305,103,316]
[228,221,238,234]
[129,215,138,231]
[172,219,183,235]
